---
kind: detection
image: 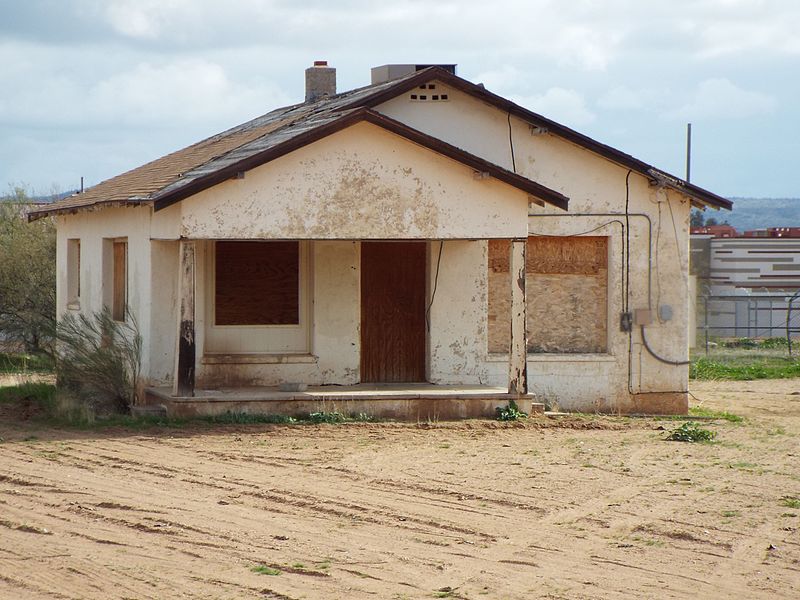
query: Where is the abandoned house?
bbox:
[30,62,732,418]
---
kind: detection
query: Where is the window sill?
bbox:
[202,353,318,365]
[66,301,80,311]
[487,353,616,363]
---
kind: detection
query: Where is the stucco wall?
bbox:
[427,240,489,385]
[177,122,530,241]
[377,83,691,412]
[54,79,693,414]
[56,206,156,377]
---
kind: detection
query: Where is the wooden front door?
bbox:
[361,241,426,383]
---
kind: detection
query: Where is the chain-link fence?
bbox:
[695,290,800,357]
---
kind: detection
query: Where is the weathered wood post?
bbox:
[508,238,528,395]
[173,240,196,397]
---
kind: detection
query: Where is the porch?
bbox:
[146,383,541,421]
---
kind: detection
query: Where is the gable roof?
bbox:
[29,66,730,220]
[347,67,732,211]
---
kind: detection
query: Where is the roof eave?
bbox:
[27,198,151,221]
[152,107,568,212]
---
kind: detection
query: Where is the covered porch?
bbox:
[141,112,569,419]
[157,236,534,421]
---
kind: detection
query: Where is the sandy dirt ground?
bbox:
[1,379,799,599]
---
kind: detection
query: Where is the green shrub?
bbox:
[0,352,54,374]
[495,399,528,421]
[308,411,346,424]
[666,422,716,443]
[0,382,56,418]
[201,412,296,425]
[760,337,789,349]
[55,307,142,415]
[722,338,757,349]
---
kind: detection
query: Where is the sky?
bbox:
[0,0,798,199]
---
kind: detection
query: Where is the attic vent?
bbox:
[409,89,449,102]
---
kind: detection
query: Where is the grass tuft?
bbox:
[780,497,800,509]
[251,565,281,576]
[690,356,800,381]
[688,406,744,423]
[666,422,716,443]
[0,352,54,374]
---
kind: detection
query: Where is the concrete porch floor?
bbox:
[145,384,542,421]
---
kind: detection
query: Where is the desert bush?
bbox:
[55,307,142,415]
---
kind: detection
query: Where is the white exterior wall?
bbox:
[53,80,696,413]
[377,84,692,411]
[176,123,529,241]
[427,240,490,384]
[56,207,154,373]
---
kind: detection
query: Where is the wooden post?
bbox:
[173,240,196,397]
[508,238,528,395]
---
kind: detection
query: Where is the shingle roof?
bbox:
[29,66,731,220]
[29,70,427,220]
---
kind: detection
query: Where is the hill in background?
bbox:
[710,197,800,231]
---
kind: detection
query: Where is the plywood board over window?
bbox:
[215,241,299,326]
[112,240,127,321]
[488,236,608,354]
[66,239,80,307]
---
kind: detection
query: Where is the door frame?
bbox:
[360,240,428,383]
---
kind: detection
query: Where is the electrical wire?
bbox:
[625,170,632,313]
[666,192,684,267]
[507,112,517,173]
[425,241,444,331]
[640,325,690,366]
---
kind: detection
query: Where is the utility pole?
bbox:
[686,123,692,183]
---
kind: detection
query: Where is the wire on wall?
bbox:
[507,112,517,173]
[624,170,632,313]
[425,241,444,331]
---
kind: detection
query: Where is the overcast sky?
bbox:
[1,0,797,198]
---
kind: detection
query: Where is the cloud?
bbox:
[667,78,776,120]
[0,57,292,129]
[512,88,595,126]
[598,86,661,111]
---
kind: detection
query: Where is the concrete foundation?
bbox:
[145,384,541,421]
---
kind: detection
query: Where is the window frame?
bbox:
[66,238,81,309]
[111,239,127,322]
[205,240,312,355]
[487,235,611,356]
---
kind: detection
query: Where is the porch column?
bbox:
[508,238,528,395]
[173,240,196,397]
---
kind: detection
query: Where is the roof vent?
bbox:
[371,64,457,85]
[305,60,336,103]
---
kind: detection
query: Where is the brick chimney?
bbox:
[305,60,336,102]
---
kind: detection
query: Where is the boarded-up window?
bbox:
[215,241,299,326]
[66,239,80,305]
[112,240,127,321]
[488,236,608,354]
